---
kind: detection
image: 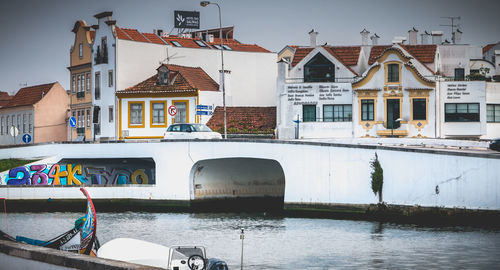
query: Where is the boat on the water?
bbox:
[0,187,99,256]
[98,237,228,270]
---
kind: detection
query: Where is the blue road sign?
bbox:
[196,110,213,116]
[69,116,77,128]
[22,134,31,143]
[196,105,213,110]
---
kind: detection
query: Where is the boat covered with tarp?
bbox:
[0,187,99,255]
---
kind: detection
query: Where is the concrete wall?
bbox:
[0,106,33,145]
[485,82,500,139]
[0,140,499,210]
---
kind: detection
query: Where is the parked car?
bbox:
[164,123,222,139]
[489,138,500,151]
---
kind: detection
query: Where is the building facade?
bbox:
[0,82,69,145]
[68,20,94,141]
[116,64,220,139]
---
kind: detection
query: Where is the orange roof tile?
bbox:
[483,43,496,54]
[290,46,360,75]
[206,106,276,134]
[368,45,392,65]
[400,44,436,63]
[291,47,314,66]
[4,83,56,108]
[142,33,166,45]
[118,64,218,95]
[0,91,12,107]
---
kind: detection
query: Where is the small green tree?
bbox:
[370,153,384,204]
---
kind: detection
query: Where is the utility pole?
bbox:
[440,16,461,43]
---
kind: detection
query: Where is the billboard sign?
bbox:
[174,11,200,29]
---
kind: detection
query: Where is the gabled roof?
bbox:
[114,26,270,53]
[400,44,436,63]
[118,64,219,95]
[290,46,361,75]
[3,83,56,108]
[206,106,276,134]
[0,91,13,108]
[483,43,497,54]
[368,45,392,65]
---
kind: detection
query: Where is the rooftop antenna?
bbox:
[159,47,184,65]
[440,16,461,43]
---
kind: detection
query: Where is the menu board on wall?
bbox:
[444,82,485,102]
[286,83,352,105]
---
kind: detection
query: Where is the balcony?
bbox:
[76,92,85,98]
[77,127,85,135]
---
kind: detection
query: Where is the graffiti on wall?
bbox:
[0,158,155,186]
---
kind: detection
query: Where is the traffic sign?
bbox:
[9,126,19,137]
[69,116,77,128]
[22,134,32,143]
[196,105,213,110]
[196,110,213,116]
[168,105,177,116]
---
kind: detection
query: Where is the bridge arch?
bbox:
[189,157,285,211]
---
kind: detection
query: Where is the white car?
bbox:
[163,123,222,139]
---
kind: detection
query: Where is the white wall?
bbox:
[0,141,499,210]
[0,107,33,145]
[436,45,472,77]
[485,82,500,139]
[116,39,277,107]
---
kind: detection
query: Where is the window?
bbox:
[5,116,9,134]
[129,102,144,126]
[303,105,316,122]
[0,116,3,135]
[77,111,81,128]
[487,104,500,122]
[108,70,113,87]
[323,105,352,122]
[109,106,113,122]
[454,68,465,80]
[195,40,208,47]
[79,43,83,58]
[412,99,427,120]
[361,99,374,121]
[87,109,91,128]
[72,75,76,93]
[387,63,400,83]
[23,114,26,133]
[304,53,335,82]
[28,113,32,133]
[17,114,21,131]
[80,74,85,93]
[171,41,182,47]
[95,72,100,100]
[213,44,222,50]
[86,73,90,92]
[151,102,165,125]
[173,101,188,123]
[445,103,479,122]
[222,44,232,50]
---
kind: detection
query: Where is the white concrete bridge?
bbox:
[0,139,499,210]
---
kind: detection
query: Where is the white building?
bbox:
[90,11,277,140]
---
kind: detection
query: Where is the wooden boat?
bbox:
[0,187,99,255]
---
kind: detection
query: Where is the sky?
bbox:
[0,0,499,94]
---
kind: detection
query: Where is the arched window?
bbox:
[304,53,335,82]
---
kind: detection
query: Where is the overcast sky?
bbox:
[0,0,499,93]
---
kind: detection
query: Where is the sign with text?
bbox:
[174,11,200,29]
[285,83,352,106]
[442,81,486,102]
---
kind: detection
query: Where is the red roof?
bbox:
[4,83,56,108]
[483,43,496,54]
[206,106,276,134]
[291,47,314,66]
[400,44,436,63]
[290,46,360,75]
[0,91,12,107]
[119,64,219,94]
[368,45,392,65]
[114,26,270,53]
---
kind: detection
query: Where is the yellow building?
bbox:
[68,20,94,140]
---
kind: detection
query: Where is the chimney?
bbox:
[309,29,318,47]
[370,33,380,45]
[408,27,418,45]
[392,36,407,44]
[453,29,462,44]
[420,31,430,44]
[154,29,164,36]
[431,31,443,45]
[360,28,370,46]
[207,34,214,43]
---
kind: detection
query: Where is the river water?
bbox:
[2,212,499,269]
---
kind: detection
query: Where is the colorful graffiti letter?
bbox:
[31,164,48,185]
[7,166,30,185]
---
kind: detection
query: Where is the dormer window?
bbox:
[171,41,182,47]
[195,40,208,48]
[158,66,169,85]
[304,53,335,82]
[222,45,232,50]
[387,63,400,83]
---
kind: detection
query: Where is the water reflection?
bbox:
[2,212,499,269]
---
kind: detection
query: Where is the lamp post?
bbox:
[392,118,403,137]
[200,1,227,139]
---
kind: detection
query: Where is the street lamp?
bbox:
[391,118,403,137]
[200,1,227,139]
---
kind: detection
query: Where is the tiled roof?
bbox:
[118,64,219,94]
[290,46,360,75]
[0,91,12,107]
[368,45,392,65]
[114,26,270,53]
[400,44,436,63]
[3,83,56,108]
[206,106,276,134]
[291,47,313,66]
[483,43,496,54]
